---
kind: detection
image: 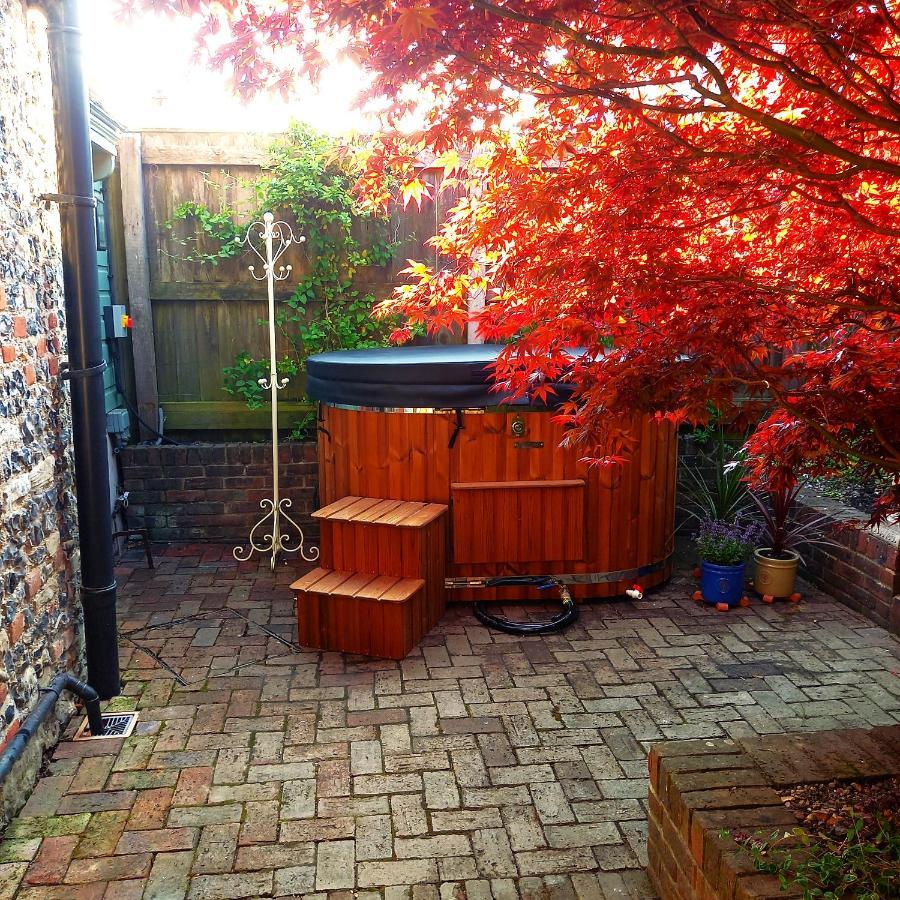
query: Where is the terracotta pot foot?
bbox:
[788,592,802,603]
[692,590,703,602]
[739,596,750,608]
[762,594,775,604]
[715,602,730,612]
[693,567,701,579]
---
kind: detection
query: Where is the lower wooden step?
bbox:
[291,567,426,660]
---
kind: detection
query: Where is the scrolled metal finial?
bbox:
[242,214,297,281]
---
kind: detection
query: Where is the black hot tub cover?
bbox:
[306,344,575,409]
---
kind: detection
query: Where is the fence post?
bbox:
[118,133,159,440]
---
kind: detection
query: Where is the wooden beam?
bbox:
[161,401,314,430]
[149,281,297,302]
[118,133,159,440]
[140,131,278,166]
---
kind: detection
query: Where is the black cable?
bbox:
[106,336,180,446]
[473,576,579,634]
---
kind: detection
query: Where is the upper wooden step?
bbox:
[312,496,447,528]
[290,567,424,603]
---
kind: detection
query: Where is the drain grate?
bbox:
[73,711,138,741]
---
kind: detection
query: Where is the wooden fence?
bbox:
[117,130,457,434]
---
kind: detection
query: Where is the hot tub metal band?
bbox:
[444,551,673,591]
[449,553,672,635]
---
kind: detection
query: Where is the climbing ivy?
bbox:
[168,123,402,437]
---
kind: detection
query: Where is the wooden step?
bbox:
[312,496,448,630]
[291,567,426,660]
[313,496,447,527]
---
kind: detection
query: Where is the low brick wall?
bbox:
[797,489,899,636]
[648,725,900,899]
[119,442,318,543]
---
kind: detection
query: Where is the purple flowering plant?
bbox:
[694,516,765,566]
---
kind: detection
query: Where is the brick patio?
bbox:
[1,545,898,899]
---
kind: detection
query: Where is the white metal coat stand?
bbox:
[233,213,319,570]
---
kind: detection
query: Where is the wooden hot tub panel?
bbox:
[315,406,676,600]
[451,479,586,564]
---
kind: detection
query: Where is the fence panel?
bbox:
[119,129,456,432]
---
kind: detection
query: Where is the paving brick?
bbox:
[391,794,429,836]
[187,871,273,899]
[69,758,116,795]
[280,779,316,819]
[544,822,620,848]
[0,839,42,864]
[395,834,471,859]
[315,840,355,890]
[239,799,280,845]
[74,811,130,859]
[168,805,243,827]
[234,843,315,870]
[357,859,438,887]
[471,829,517,877]
[193,825,240,875]
[431,809,503,832]
[125,787,173,830]
[65,853,153,884]
[56,792,136,815]
[515,847,597,876]
[115,827,198,854]
[144,850,193,900]
[24,835,78,885]
[279,817,355,843]
[6,815,92,840]
[355,773,422,795]
[274,865,315,896]
[501,805,546,852]
[356,815,393,861]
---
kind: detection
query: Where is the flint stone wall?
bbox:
[0,0,83,819]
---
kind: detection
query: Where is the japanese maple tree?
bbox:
[131,0,900,519]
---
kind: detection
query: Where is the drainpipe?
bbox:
[39,0,120,699]
[0,674,102,781]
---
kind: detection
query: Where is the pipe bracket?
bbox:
[60,360,108,382]
[81,580,118,597]
[39,192,97,209]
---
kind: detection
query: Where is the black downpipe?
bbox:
[0,674,102,782]
[44,0,120,699]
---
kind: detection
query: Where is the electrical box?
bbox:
[106,407,130,437]
[103,304,132,339]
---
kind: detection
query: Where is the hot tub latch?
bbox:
[448,410,465,449]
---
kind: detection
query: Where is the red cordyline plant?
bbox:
[128,0,900,522]
[749,481,838,561]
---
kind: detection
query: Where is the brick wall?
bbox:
[647,726,900,899]
[119,442,319,543]
[797,490,899,636]
[0,1,83,812]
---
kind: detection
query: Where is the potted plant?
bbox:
[750,482,836,602]
[679,430,753,527]
[692,517,764,611]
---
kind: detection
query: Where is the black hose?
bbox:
[473,576,579,634]
[0,674,102,782]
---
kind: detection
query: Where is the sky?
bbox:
[79,0,369,134]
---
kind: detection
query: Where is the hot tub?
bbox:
[307,345,676,599]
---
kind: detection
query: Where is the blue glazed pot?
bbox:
[699,560,746,607]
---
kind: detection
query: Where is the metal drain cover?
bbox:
[74,711,138,741]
